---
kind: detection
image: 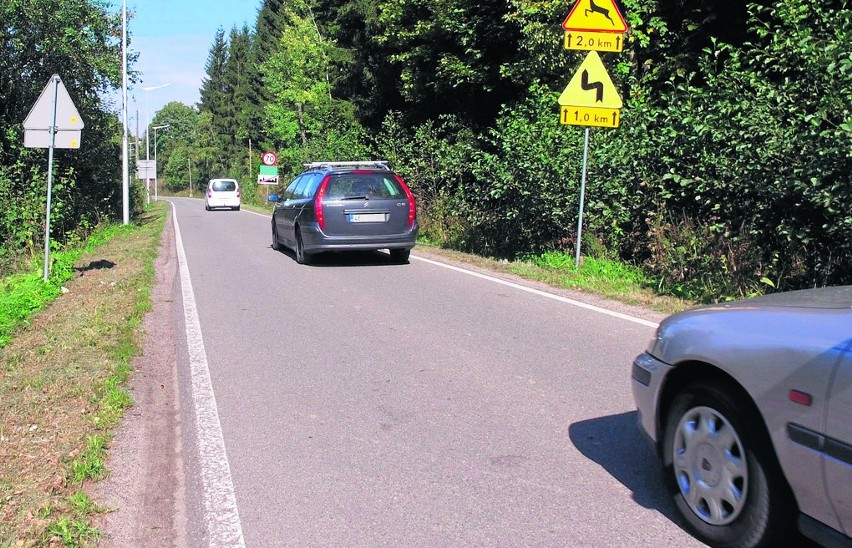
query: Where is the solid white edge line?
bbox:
[233,201,656,328]
[410,255,659,328]
[170,202,247,547]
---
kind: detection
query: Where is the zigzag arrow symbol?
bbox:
[580,69,604,103]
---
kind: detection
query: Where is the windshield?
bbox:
[323,173,403,200]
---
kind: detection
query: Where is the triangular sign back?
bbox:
[563,0,628,33]
[23,75,84,131]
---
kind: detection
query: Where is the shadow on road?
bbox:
[568,411,682,524]
[271,247,407,268]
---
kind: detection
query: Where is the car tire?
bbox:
[295,229,311,265]
[661,381,795,548]
[205,204,210,211]
[271,222,281,251]
[234,206,240,211]
[390,249,410,264]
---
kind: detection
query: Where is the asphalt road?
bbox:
[100,197,705,547]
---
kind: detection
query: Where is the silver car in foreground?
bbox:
[632,286,851,548]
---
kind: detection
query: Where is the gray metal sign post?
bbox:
[22,74,85,281]
[42,77,59,281]
[575,127,590,267]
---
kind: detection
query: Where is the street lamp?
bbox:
[142,83,171,204]
[152,124,170,201]
[121,0,129,224]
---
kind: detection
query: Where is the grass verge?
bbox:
[415,245,691,315]
[0,202,167,546]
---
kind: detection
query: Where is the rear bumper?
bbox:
[300,221,418,253]
[206,198,240,208]
[631,352,674,457]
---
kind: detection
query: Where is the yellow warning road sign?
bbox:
[562,0,628,34]
[558,51,622,109]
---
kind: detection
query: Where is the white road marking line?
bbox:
[170,203,247,547]
[243,208,272,218]
[410,255,659,328]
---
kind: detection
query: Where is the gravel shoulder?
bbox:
[89,210,187,547]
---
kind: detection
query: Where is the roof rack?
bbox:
[303,161,391,171]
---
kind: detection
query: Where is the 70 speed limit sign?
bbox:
[261,151,278,166]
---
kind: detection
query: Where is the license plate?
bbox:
[349,213,386,223]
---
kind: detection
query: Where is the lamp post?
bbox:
[152,124,170,201]
[121,0,129,224]
[142,83,171,204]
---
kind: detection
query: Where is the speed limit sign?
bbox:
[261,151,278,166]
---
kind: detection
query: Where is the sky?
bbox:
[123,0,261,132]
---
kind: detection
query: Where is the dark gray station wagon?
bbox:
[270,162,418,264]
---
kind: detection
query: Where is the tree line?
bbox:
[0,0,130,276]
[2,0,850,301]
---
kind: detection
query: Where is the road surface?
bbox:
[93,197,702,547]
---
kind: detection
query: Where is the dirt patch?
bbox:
[87,207,186,547]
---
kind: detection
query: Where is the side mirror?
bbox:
[268,194,279,203]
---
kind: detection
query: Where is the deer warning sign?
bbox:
[562,0,628,33]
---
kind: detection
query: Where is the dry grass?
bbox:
[0,204,166,546]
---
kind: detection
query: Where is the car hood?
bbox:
[716,285,852,310]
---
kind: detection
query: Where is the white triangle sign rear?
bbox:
[23,75,84,131]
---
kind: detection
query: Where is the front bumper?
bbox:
[631,352,674,457]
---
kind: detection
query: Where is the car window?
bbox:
[292,174,312,199]
[302,173,325,199]
[211,180,237,192]
[324,173,403,200]
[282,175,303,200]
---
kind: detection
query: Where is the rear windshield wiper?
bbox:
[341,194,369,200]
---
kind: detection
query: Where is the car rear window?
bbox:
[212,180,237,192]
[324,173,403,200]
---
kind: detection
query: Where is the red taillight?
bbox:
[236,188,241,198]
[207,189,212,198]
[395,175,416,229]
[314,175,331,230]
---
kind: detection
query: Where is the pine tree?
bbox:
[223,25,254,171]
[198,28,230,176]
[250,0,288,147]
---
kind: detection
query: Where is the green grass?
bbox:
[70,435,108,484]
[0,224,135,348]
[507,251,687,313]
[414,240,691,314]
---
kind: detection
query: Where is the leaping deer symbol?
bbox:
[585,0,616,25]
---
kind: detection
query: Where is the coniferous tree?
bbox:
[198,28,230,176]
[223,25,255,172]
[250,0,288,147]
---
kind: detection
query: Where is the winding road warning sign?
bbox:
[559,51,622,109]
[558,51,622,128]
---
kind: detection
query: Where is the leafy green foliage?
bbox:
[0,0,127,275]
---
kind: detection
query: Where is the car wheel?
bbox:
[271,222,281,251]
[234,205,240,211]
[390,248,410,264]
[662,381,795,548]
[205,204,210,211]
[295,229,311,265]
